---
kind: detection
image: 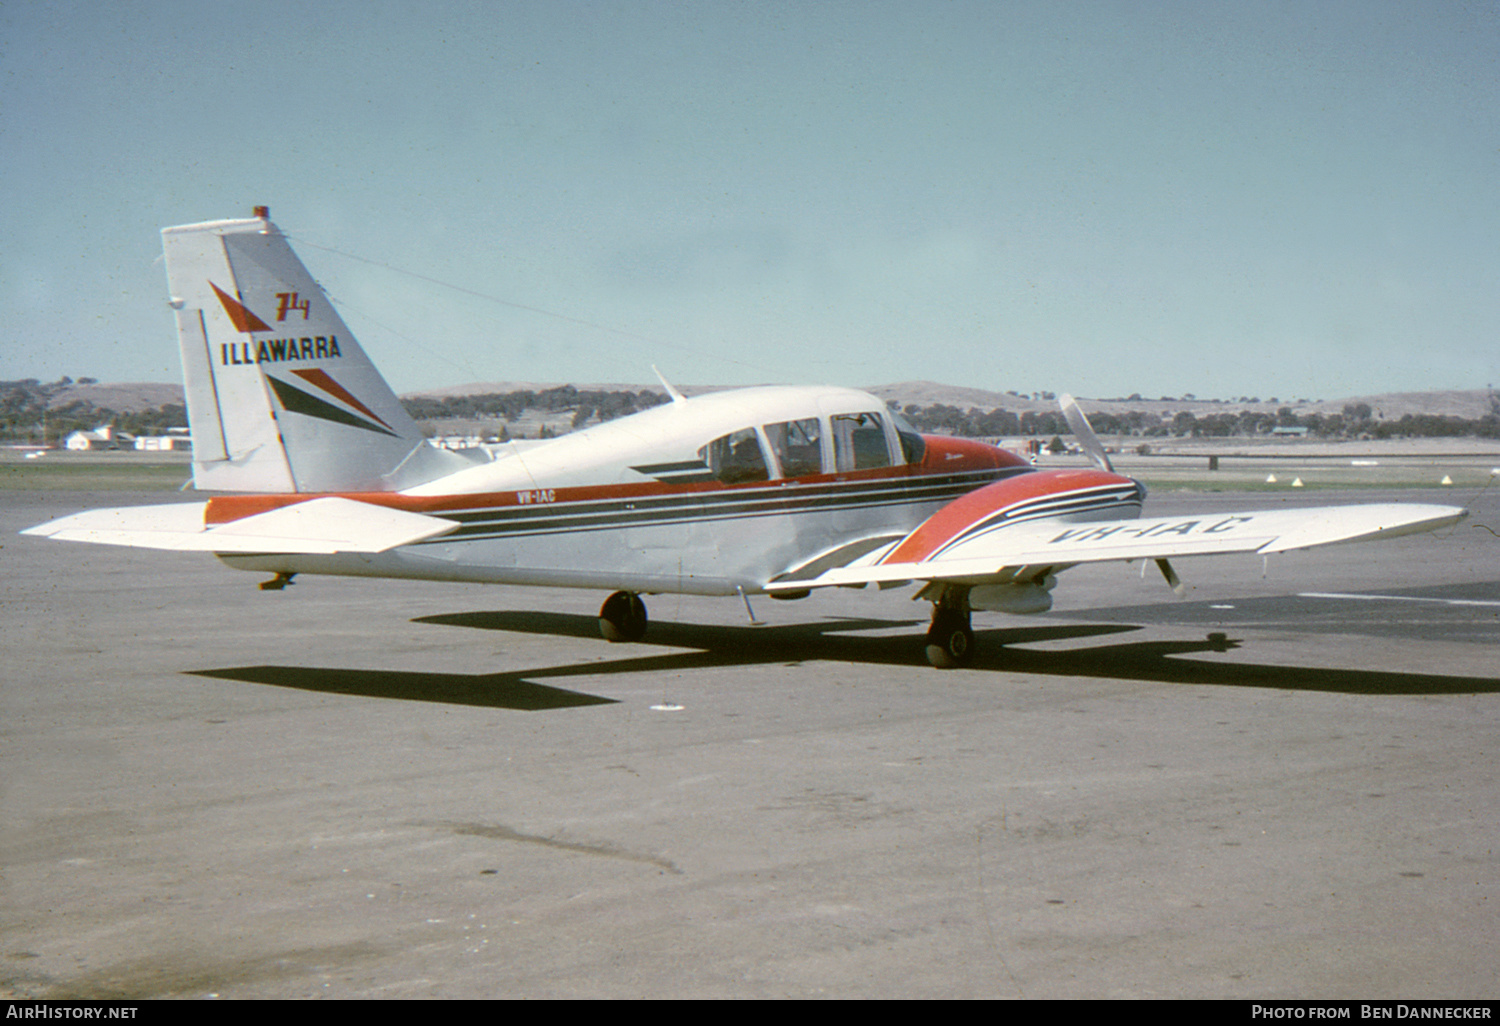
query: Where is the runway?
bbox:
[2,485,1496,998]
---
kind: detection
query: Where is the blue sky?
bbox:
[3,0,1497,400]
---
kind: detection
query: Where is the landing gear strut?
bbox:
[599,591,648,642]
[925,585,974,669]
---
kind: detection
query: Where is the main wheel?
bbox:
[599,591,648,642]
[925,610,974,669]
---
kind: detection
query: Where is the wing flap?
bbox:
[22,497,459,554]
[766,502,1466,592]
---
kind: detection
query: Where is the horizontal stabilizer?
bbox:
[22,497,458,554]
[765,502,1467,592]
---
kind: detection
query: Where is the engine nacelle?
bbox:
[969,575,1057,615]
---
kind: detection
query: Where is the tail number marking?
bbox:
[1049,516,1255,545]
[517,490,556,504]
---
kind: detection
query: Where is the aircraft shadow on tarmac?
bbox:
[188,609,1500,710]
[187,662,621,712]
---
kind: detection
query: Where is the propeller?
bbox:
[1059,396,1186,597]
[1058,394,1114,473]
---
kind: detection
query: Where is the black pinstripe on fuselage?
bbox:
[417,466,1032,545]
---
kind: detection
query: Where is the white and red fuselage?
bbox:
[205,384,1144,597]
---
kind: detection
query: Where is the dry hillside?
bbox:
[45,379,1496,423]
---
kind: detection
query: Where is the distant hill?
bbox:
[1293,390,1496,421]
[868,382,1497,422]
[406,380,723,400]
[46,381,185,413]
[865,382,1056,413]
[32,378,1498,423]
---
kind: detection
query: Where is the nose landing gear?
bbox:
[599,591,648,642]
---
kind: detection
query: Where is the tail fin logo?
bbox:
[209,282,273,333]
[276,292,311,320]
[210,280,345,368]
[288,368,393,431]
[267,368,397,437]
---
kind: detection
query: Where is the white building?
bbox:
[134,428,192,451]
[62,425,191,451]
[64,425,123,450]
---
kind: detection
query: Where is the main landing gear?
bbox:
[599,591,648,642]
[924,585,974,669]
[598,586,976,669]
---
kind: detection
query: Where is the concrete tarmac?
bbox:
[2,485,1497,999]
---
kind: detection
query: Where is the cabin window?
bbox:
[763,418,824,478]
[698,428,770,484]
[831,412,893,471]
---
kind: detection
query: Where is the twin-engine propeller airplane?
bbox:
[24,209,1468,667]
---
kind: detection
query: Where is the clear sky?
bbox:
[4,0,1497,400]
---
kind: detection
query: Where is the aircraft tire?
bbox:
[925,613,974,669]
[599,591,648,643]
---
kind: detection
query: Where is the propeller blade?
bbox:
[1058,394,1114,473]
[1155,558,1187,596]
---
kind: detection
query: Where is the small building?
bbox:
[134,428,192,451]
[432,434,484,451]
[64,426,127,451]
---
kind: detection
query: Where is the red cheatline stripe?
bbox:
[202,464,993,525]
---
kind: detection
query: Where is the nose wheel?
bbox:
[599,591,648,642]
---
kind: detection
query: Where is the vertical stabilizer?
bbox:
[162,209,467,493]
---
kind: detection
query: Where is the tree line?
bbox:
[0,378,671,443]
[4,376,1496,444]
[897,400,1500,441]
[400,385,669,431]
[1,377,189,443]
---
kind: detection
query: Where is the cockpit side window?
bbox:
[763,418,824,478]
[831,412,893,471]
[889,409,926,465]
[698,427,770,484]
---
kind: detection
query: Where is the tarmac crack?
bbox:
[435,820,682,875]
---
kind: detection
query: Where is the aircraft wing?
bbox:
[766,502,1467,591]
[22,497,459,554]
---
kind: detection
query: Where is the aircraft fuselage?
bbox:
[213,396,1054,596]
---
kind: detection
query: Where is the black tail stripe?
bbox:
[267,376,398,438]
